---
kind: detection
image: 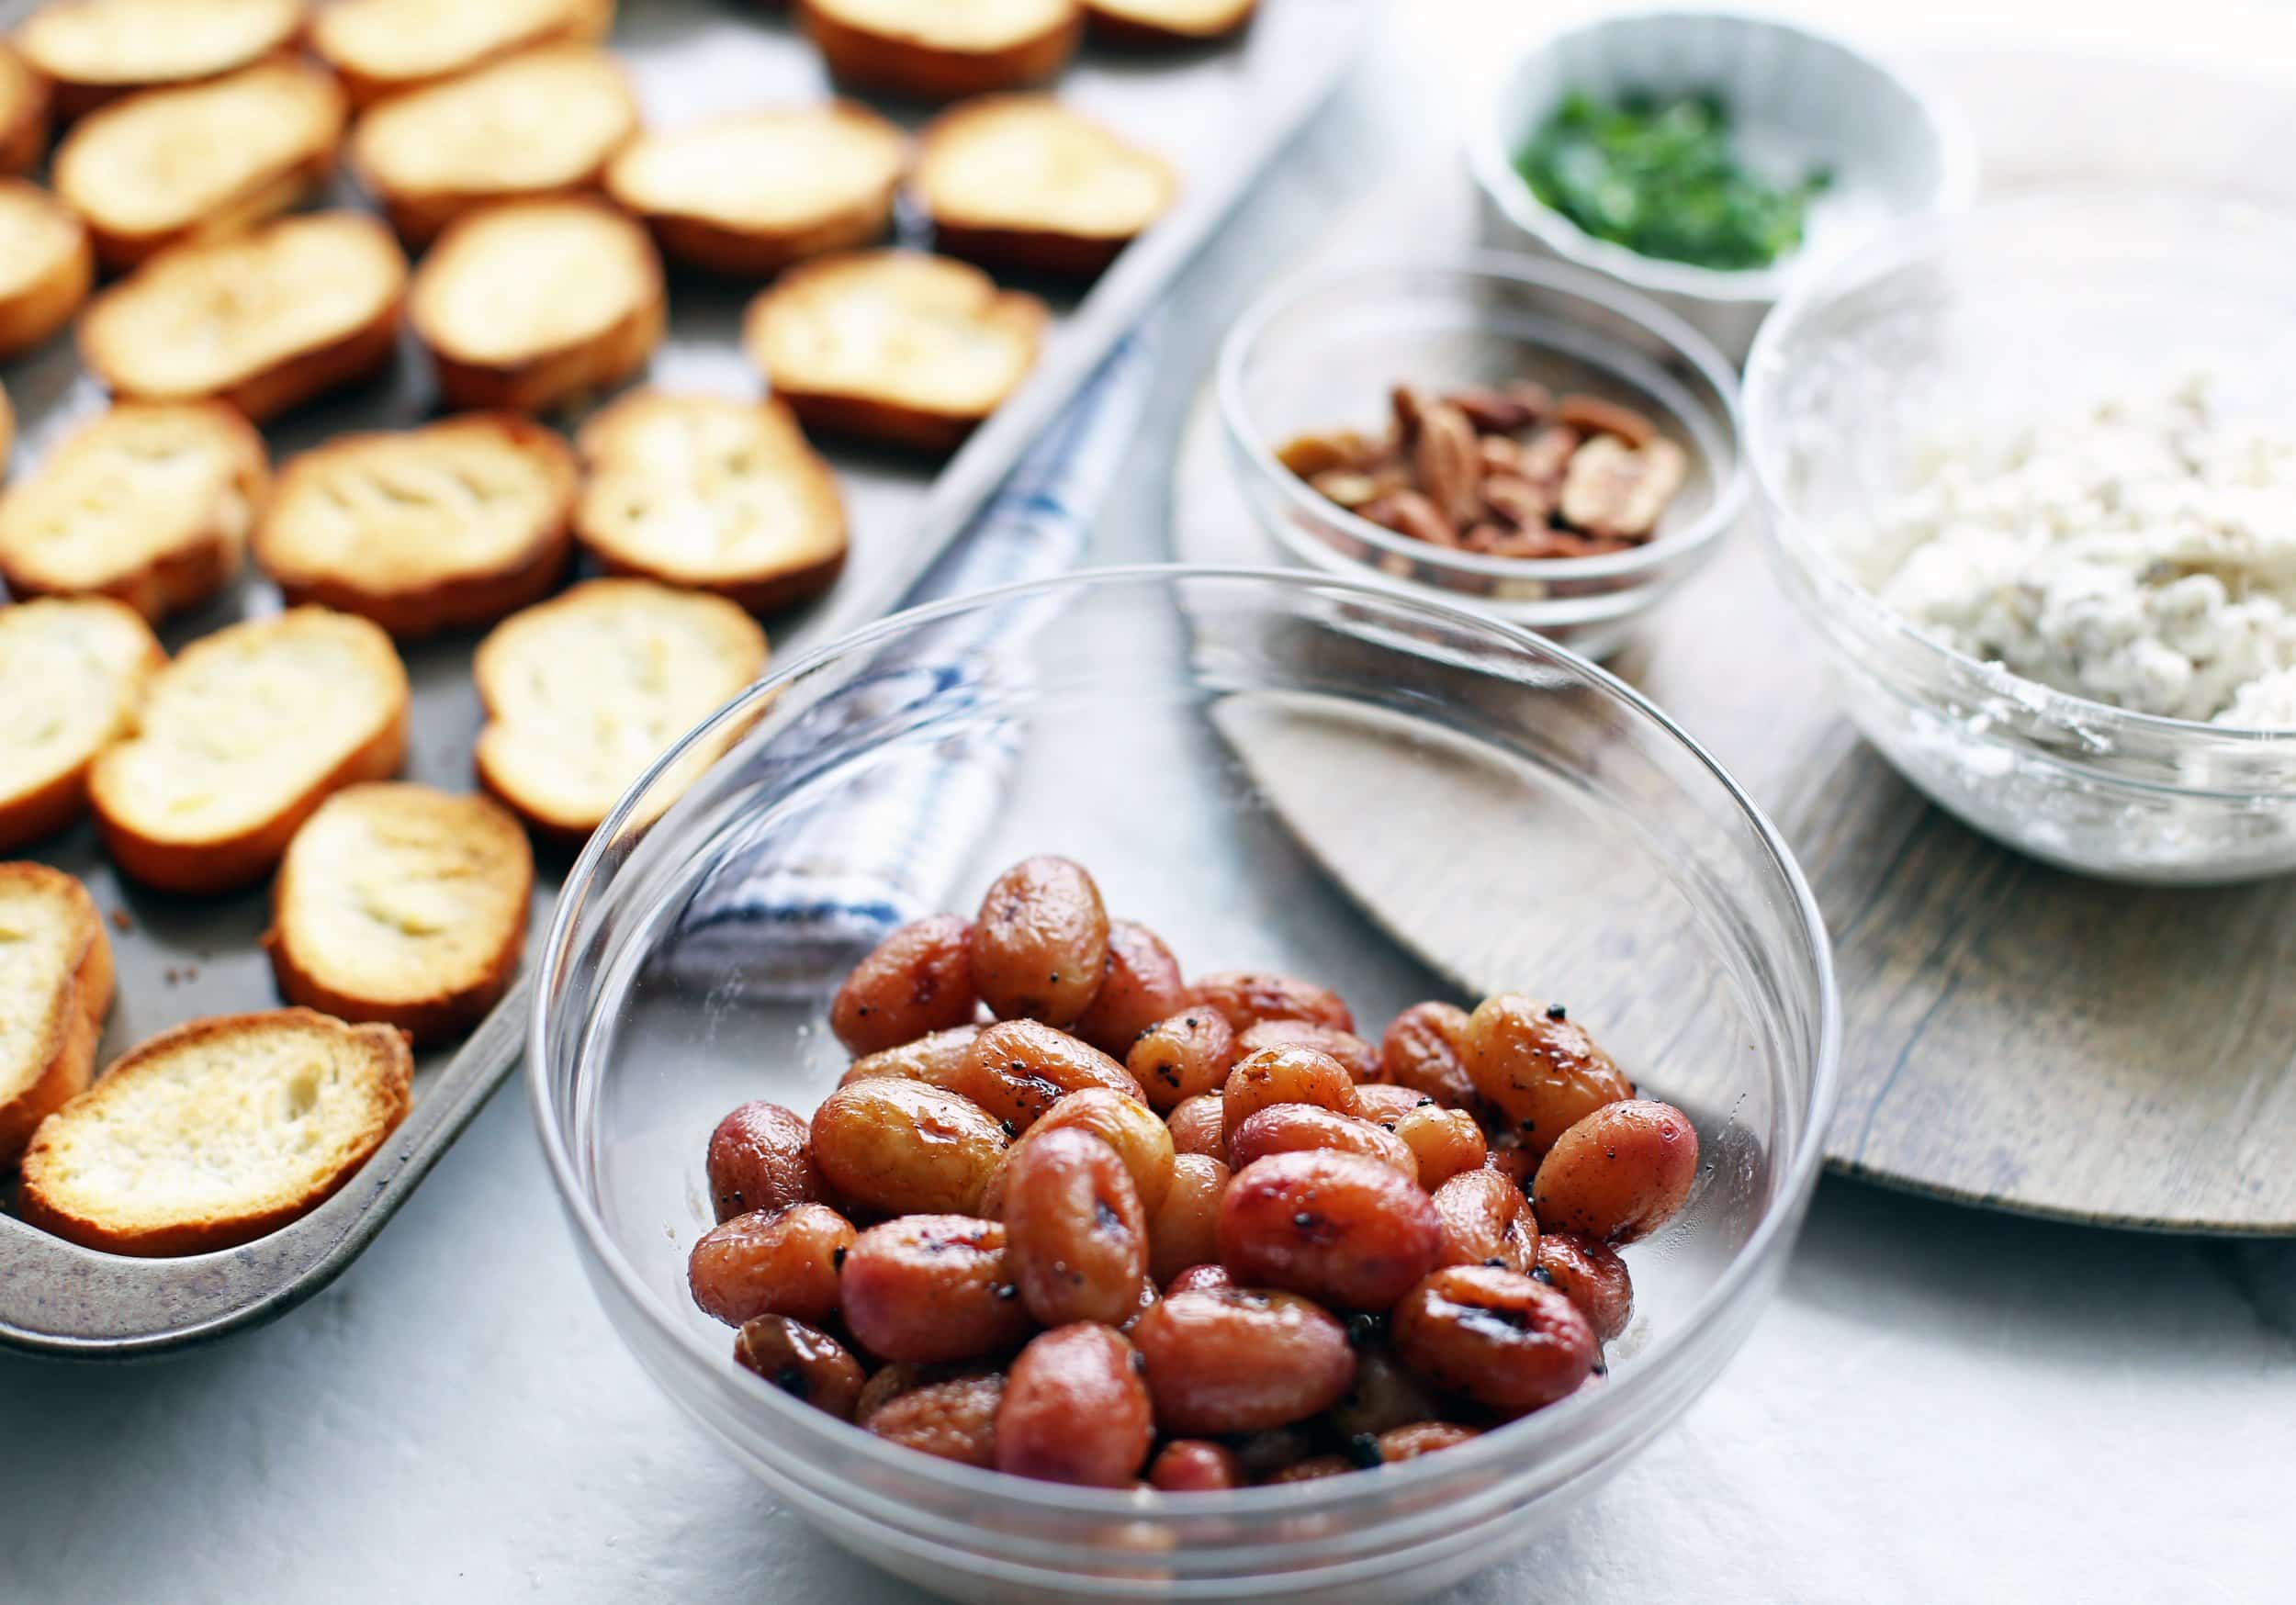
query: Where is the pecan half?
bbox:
[1361,488,1458,548]
[1478,435,1526,477]
[1506,379,1554,417]
[1446,385,1545,434]
[1309,470,1379,508]
[1277,432,1375,478]
[1553,394,1658,449]
[1480,474,1553,529]
[1559,435,1688,536]
[1390,386,1432,444]
[1518,425,1582,486]
[1413,402,1482,528]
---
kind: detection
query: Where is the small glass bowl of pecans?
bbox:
[1218,255,1749,659]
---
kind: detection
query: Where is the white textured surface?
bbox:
[6,7,2296,1601]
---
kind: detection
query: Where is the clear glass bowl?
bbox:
[1746,190,2296,884]
[1216,256,1748,663]
[530,567,1839,1603]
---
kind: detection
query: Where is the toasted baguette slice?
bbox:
[0,402,268,622]
[800,0,1081,100]
[574,391,848,614]
[16,0,304,120]
[265,783,532,1045]
[90,608,410,892]
[53,58,347,272]
[411,198,665,414]
[604,103,906,277]
[1085,0,1255,44]
[914,95,1176,275]
[17,1009,412,1256]
[0,180,95,361]
[0,44,51,174]
[0,864,114,1166]
[253,415,577,637]
[79,212,407,422]
[348,44,638,248]
[475,578,768,843]
[742,250,1044,453]
[0,600,165,852]
[311,0,613,108]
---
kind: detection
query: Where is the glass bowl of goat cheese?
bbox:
[1746,189,2296,884]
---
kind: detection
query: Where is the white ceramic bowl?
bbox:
[1468,6,1977,362]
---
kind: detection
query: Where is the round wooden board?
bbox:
[1167,48,2296,1233]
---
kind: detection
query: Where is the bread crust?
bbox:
[1084,0,1255,45]
[78,211,407,421]
[641,209,880,282]
[922,220,1124,280]
[0,44,52,174]
[0,180,95,361]
[0,382,12,474]
[312,0,615,108]
[411,197,665,414]
[103,705,407,893]
[424,299,663,415]
[3,748,126,858]
[573,390,849,614]
[264,783,532,1045]
[215,298,403,423]
[913,95,1176,276]
[1,768,102,859]
[799,0,1081,100]
[0,401,269,623]
[473,578,769,844]
[17,0,306,121]
[253,414,578,637]
[53,57,348,271]
[0,598,166,852]
[17,1008,413,1256]
[89,608,411,893]
[741,250,1045,453]
[0,863,113,1167]
[604,102,906,277]
[347,44,639,249]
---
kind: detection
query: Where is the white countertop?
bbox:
[5,6,2294,1601]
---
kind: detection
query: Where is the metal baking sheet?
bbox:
[0,0,1366,1356]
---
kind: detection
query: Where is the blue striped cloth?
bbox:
[669,325,1159,993]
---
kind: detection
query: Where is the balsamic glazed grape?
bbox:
[691,854,1698,1487]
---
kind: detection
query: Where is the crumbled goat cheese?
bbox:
[1837,377,2296,724]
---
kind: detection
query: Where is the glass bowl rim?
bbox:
[1462,4,1981,305]
[1745,183,2296,750]
[1213,251,1753,582]
[527,562,1843,1519]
